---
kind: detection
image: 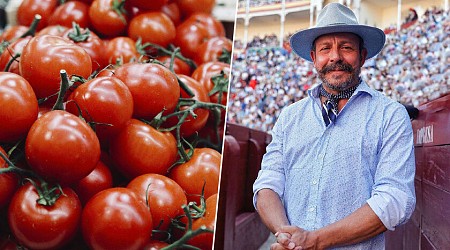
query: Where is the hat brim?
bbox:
[290,25,386,62]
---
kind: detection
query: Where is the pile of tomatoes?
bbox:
[0,0,232,249]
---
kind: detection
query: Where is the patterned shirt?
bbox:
[253,81,416,249]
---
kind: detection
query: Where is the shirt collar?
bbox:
[308,78,376,99]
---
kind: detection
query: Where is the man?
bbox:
[252,3,416,250]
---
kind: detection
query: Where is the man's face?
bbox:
[310,33,367,92]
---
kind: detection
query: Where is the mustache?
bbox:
[319,62,354,74]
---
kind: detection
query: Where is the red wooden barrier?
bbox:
[386,94,450,250]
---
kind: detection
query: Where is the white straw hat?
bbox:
[290,3,386,62]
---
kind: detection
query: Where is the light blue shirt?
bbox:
[253,81,416,249]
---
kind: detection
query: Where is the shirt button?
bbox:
[309,207,315,212]
[312,180,318,185]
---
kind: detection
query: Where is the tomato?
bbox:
[194,36,232,65]
[127,173,187,231]
[191,61,230,94]
[0,37,31,74]
[8,182,82,250]
[176,0,215,17]
[187,13,226,37]
[173,17,211,60]
[157,55,192,75]
[109,119,178,179]
[161,2,181,26]
[19,34,92,101]
[126,0,169,11]
[36,25,69,36]
[143,240,170,250]
[0,25,29,42]
[104,36,142,65]
[169,148,221,204]
[113,62,180,120]
[0,147,18,209]
[72,160,113,205]
[81,187,153,250]
[25,110,101,185]
[128,12,176,48]
[63,27,108,72]
[187,193,217,250]
[47,1,90,28]
[0,72,38,143]
[65,76,133,143]
[17,0,59,30]
[89,0,129,38]
[164,74,210,137]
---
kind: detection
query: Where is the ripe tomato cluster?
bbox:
[0,0,232,249]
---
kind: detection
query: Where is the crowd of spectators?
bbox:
[238,0,301,9]
[228,6,449,132]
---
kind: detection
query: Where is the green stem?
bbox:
[52,70,71,111]
[141,42,197,70]
[3,52,20,72]
[19,14,41,39]
[0,151,38,179]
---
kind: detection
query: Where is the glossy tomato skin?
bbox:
[128,12,176,48]
[81,187,153,250]
[169,148,221,204]
[109,119,178,179]
[191,61,231,92]
[63,27,108,72]
[25,110,101,185]
[173,17,211,60]
[17,0,59,30]
[0,25,29,42]
[126,0,168,11]
[164,74,210,137]
[0,72,39,143]
[176,0,215,17]
[47,1,90,28]
[89,0,129,37]
[72,160,113,205]
[36,25,69,37]
[19,35,92,100]
[113,62,180,120]
[187,13,226,37]
[65,76,134,143]
[127,173,187,231]
[104,36,142,65]
[8,183,82,250]
[161,2,181,26]
[0,147,18,209]
[143,240,170,250]
[0,37,31,74]
[157,55,192,75]
[188,193,217,250]
[194,36,233,65]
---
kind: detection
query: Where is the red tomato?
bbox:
[104,36,143,65]
[157,55,192,75]
[0,25,29,42]
[143,240,170,250]
[164,74,210,137]
[19,34,92,100]
[126,0,169,11]
[47,1,90,28]
[25,110,100,185]
[113,62,180,120]
[88,0,129,37]
[36,25,69,36]
[109,119,178,179]
[161,2,181,26]
[81,187,153,250]
[194,36,233,65]
[173,17,211,60]
[186,13,226,37]
[127,173,187,231]
[169,148,221,204]
[191,61,230,93]
[65,76,134,142]
[8,183,82,250]
[17,0,59,30]
[187,193,217,250]
[0,37,31,74]
[0,146,18,209]
[128,11,176,48]
[0,72,38,143]
[63,27,108,72]
[176,0,215,17]
[72,160,113,205]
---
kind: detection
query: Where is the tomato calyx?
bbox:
[208,70,228,104]
[67,22,91,43]
[25,178,65,206]
[218,47,231,64]
[112,0,128,25]
[139,41,197,71]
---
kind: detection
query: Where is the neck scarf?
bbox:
[319,84,358,126]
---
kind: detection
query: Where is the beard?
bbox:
[317,61,361,92]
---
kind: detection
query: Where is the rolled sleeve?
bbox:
[253,169,285,210]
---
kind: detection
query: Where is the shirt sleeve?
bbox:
[367,103,416,231]
[253,107,287,210]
